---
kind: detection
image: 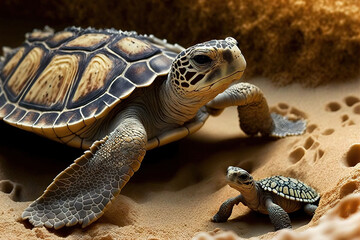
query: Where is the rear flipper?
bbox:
[206,83,306,137]
[304,203,317,216]
[22,117,147,229]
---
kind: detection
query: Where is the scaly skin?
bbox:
[22,117,147,229]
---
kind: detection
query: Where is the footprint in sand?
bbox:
[288,135,324,165]
[343,143,360,168]
[0,180,22,201]
[345,96,360,118]
[307,124,319,134]
[325,96,360,127]
[325,102,341,112]
[339,180,359,198]
[271,103,325,165]
[344,96,360,108]
[321,128,334,136]
[271,102,307,119]
[289,96,360,166]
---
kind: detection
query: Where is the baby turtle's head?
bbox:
[226,166,255,191]
[169,37,246,100]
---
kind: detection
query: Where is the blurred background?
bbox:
[0,0,359,86]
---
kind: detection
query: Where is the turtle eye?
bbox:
[192,55,212,65]
[239,174,248,181]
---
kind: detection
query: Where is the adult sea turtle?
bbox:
[0,27,306,229]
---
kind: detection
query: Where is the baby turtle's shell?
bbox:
[259,176,319,203]
[0,27,179,148]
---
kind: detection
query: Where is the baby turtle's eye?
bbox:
[192,55,212,65]
[239,174,249,181]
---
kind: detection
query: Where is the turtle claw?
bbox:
[269,112,306,138]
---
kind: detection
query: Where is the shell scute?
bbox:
[80,94,113,119]
[21,52,82,111]
[125,61,156,87]
[109,36,160,62]
[46,31,75,48]
[0,103,15,119]
[100,93,118,107]
[33,112,59,128]
[17,111,40,127]
[149,55,172,74]
[1,47,25,79]
[3,108,26,124]
[67,52,126,109]
[55,109,82,126]
[62,33,112,51]
[108,77,136,99]
[5,47,45,101]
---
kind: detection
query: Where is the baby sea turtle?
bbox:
[0,27,306,229]
[212,167,319,230]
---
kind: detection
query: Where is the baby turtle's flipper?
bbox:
[303,203,317,216]
[265,198,292,231]
[22,118,147,229]
[211,194,243,223]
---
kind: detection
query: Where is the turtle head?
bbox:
[169,37,246,100]
[226,166,255,192]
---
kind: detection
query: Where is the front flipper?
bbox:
[22,118,147,229]
[265,198,292,231]
[206,83,306,137]
[270,112,306,137]
[211,194,243,222]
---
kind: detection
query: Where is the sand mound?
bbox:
[276,193,360,240]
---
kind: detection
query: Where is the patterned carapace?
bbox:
[0,27,175,148]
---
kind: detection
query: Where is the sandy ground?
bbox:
[0,76,359,239]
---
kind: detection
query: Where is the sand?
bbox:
[0,76,359,239]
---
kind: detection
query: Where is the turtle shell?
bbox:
[259,176,319,203]
[0,27,179,148]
